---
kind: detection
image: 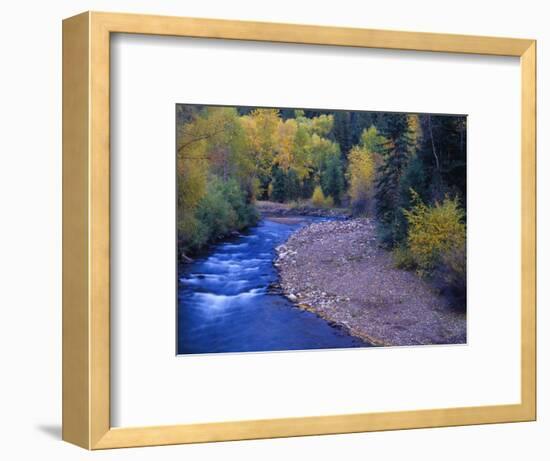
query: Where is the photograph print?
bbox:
[177,104,467,354]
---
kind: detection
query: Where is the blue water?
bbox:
[177,218,370,354]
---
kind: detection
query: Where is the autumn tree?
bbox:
[175,104,466,275]
[347,127,385,215]
[177,107,240,253]
[241,108,281,198]
[177,107,258,255]
[273,118,298,172]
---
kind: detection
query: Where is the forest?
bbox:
[177,105,466,301]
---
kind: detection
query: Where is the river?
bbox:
[177,218,370,354]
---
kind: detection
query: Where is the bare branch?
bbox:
[427,115,440,171]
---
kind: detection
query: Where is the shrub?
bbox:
[350,184,370,216]
[179,178,259,256]
[216,178,259,230]
[178,213,208,254]
[403,189,466,276]
[311,185,326,207]
[195,187,236,240]
[311,185,334,208]
[392,245,417,270]
[434,241,466,307]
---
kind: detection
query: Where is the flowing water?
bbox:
[177,218,370,354]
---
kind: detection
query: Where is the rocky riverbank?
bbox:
[274,219,466,346]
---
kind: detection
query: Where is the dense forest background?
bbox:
[177,105,467,301]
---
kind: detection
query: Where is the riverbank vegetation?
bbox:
[177,104,466,302]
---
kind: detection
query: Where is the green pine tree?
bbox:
[321,154,345,205]
[270,167,287,203]
[375,114,418,247]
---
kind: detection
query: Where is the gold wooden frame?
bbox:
[62,11,537,450]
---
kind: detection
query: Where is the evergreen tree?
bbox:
[351,111,376,145]
[375,114,418,247]
[300,174,315,200]
[321,155,345,205]
[286,169,301,201]
[270,167,287,203]
[423,115,467,206]
[332,111,353,159]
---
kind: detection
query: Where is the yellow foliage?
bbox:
[176,107,249,209]
[311,185,326,207]
[177,107,236,161]
[403,190,466,274]
[241,108,280,179]
[294,111,333,137]
[311,186,333,208]
[348,145,375,194]
[178,157,208,212]
[345,126,385,215]
[359,125,386,155]
[274,118,298,171]
[347,144,375,213]
[265,113,339,183]
[406,114,422,156]
[310,114,334,136]
[310,135,339,168]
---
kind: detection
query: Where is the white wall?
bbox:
[0,0,547,459]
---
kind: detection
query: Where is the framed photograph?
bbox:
[62,11,536,449]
